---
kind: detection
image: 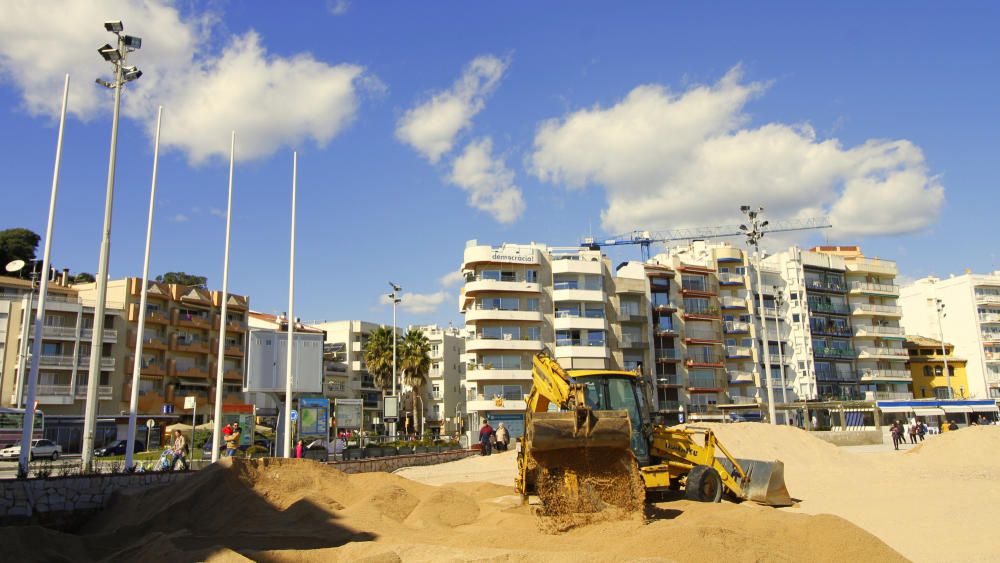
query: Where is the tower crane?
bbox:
[581,217,832,261]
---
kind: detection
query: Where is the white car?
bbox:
[0,439,63,461]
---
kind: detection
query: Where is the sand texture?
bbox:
[8,424,997,562]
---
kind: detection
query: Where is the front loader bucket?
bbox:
[736,458,793,506]
[529,409,632,453]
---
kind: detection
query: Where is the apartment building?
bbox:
[311,320,385,430]
[0,274,122,415]
[904,335,969,399]
[75,278,250,419]
[459,241,651,439]
[900,272,1000,399]
[417,324,465,438]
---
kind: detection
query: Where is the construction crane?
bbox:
[581,217,832,261]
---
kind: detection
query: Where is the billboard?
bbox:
[335,398,363,429]
[245,329,323,393]
[299,397,329,439]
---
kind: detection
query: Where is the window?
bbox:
[923,366,932,377]
[525,270,538,283]
[526,298,540,311]
[481,355,523,370]
[556,330,580,346]
[792,313,800,323]
[526,326,541,341]
[621,299,641,316]
[587,330,606,347]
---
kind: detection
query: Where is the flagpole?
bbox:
[283,151,297,458]
[211,132,236,463]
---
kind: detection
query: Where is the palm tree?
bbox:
[400,328,431,434]
[363,326,397,393]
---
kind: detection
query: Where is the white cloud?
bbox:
[439,271,465,287]
[209,207,225,217]
[0,1,371,163]
[529,66,944,238]
[327,0,350,15]
[172,214,189,222]
[379,291,449,315]
[449,137,524,224]
[395,55,509,163]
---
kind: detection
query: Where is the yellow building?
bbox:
[905,335,969,399]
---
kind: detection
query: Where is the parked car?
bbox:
[0,439,63,461]
[93,439,145,457]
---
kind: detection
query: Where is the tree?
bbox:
[0,228,40,271]
[363,326,398,393]
[73,272,96,284]
[400,328,431,434]
[156,272,207,287]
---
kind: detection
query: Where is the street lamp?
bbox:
[388,282,402,437]
[740,205,776,425]
[935,299,952,399]
[82,20,143,470]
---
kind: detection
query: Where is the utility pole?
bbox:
[935,299,952,398]
[741,205,776,425]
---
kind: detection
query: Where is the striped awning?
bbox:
[941,405,973,413]
[972,404,999,413]
[879,406,912,413]
[913,407,945,417]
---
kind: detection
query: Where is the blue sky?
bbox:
[1,1,997,327]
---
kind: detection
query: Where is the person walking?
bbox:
[171,430,190,471]
[908,421,918,444]
[495,422,509,452]
[295,439,304,459]
[917,421,927,441]
[225,422,241,457]
[890,421,902,450]
[479,419,494,456]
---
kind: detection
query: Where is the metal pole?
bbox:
[211,132,236,463]
[283,151,297,459]
[754,250,777,424]
[936,301,952,398]
[392,298,397,438]
[19,74,70,475]
[192,400,197,459]
[125,106,162,471]
[82,38,127,470]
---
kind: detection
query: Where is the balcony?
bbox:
[466,306,544,323]
[725,346,753,359]
[76,356,116,370]
[849,282,899,296]
[35,325,76,339]
[728,395,758,404]
[128,303,169,325]
[813,347,856,359]
[174,310,212,330]
[724,321,750,334]
[853,325,905,338]
[224,368,243,381]
[81,328,117,342]
[466,368,532,382]
[224,343,245,357]
[72,385,113,400]
[718,272,744,285]
[465,275,541,295]
[806,280,848,293]
[656,375,682,387]
[554,314,607,331]
[225,319,247,333]
[620,311,648,323]
[552,287,605,303]
[172,338,210,355]
[654,323,678,337]
[555,340,609,359]
[846,257,897,275]
[865,391,913,401]
[859,369,912,382]
[979,313,1000,324]
[728,370,755,384]
[173,364,210,378]
[856,346,909,359]
[720,296,746,309]
[38,355,75,368]
[652,300,677,313]
[657,400,683,410]
[681,283,717,297]
[982,333,1000,343]
[852,303,902,317]
[975,293,1000,305]
[816,371,858,383]
[686,355,723,368]
[687,375,724,391]
[810,324,854,338]
[127,357,166,376]
[654,348,681,362]
[682,306,721,320]
[620,336,648,349]
[808,302,851,315]
[466,337,544,352]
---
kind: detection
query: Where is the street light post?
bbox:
[935,299,952,399]
[388,283,401,438]
[82,21,142,470]
[740,205,776,425]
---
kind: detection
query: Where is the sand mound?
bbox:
[0,525,91,563]
[406,487,481,527]
[906,425,1000,462]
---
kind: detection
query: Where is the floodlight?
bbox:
[98,44,120,62]
[761,221,769,228]
[123,66,142,81]
[389,281,401,292]
[740,205,750,212]
[105,20,124,33]
[122,35,141,49]
[739,225,747,231]
[95,78,114,89]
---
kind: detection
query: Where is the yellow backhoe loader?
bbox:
[516,353,792,514]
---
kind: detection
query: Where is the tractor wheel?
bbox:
[684,466,723,503]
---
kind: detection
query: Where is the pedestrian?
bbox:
[479,419,494,456]
[890,421,902,450]
[295,439,304,459]
[917,421,927,441]
[171,430,190,471]
[908,422,918,444]
[225,422,241,457]
[948,420,958,431]
[495,422,509,452]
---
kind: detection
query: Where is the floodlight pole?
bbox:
[211,132,236,463]
[389,284,401,437]
[82,32,130,470]
[18,75,70,476]
[742,205,777,425]
[125,106,163,471]
[283,152,297,459]
[936,299,952,399]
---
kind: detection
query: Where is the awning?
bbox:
[941,405,973,413]
[879,406,912,413]
[913,407,945,417]
[972,405,999,413]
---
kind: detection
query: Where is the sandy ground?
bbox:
[7,424,995,562]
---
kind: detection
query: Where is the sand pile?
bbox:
[3,454,912,562]
[906,424,1000,463]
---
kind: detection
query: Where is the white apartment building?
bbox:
[415,324,465,438]
[900,272,1000,399]
[312,320,386,430]
[459,241,645,440]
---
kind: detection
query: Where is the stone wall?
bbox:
[0,471,193,529]
[811,429,883,446]
[329,449,478,474]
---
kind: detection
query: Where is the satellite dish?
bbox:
[5,259,26,273]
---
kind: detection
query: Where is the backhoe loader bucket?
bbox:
[734,458,792,506]
[529,408,632,453]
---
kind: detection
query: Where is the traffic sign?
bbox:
[145,418,155,429]
[290,409,298,422]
